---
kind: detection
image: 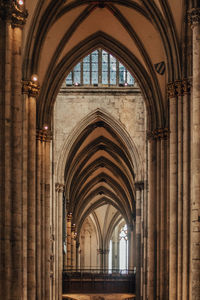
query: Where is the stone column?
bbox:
[167,82,178,300]
[188,8,200,299]
[135,182,144,299]
[67,213,72,269]
[36,131,42,300]
[22,80,39,300]
[76,241,80,269]
[97,249,103,270]
[71,224,76,269]
[175,81,184,300]
[0,3,27,299]
[45,137,51,299]
[36,129,52,300]
[55,183,64,300]
[147,133,157,300]
[182,79,191,299]
[159,129,168,300]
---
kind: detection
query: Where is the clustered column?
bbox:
[55,183,64,300]
[167,79,191,300]
[147,128,168,300]
[22,79,40,300]
[66,213,72,269]
[188,8,200,300]
[135,181,144,300]
[36,129,52,300]
[0,2,27,299]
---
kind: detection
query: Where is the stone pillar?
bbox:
[182,79,191,299]
[67,213,72,269]
[71,224,76,269]
[0,2,27,299]
[168,82,178,300]
[188,8,200,299]
[22,80,39,300]
[36,129,52,300]
[76,241,80,269]
[147,133,157,300]
[55,183,64,300]
[135,182,144,299]
[159,130,168,300]
[97,249,103,270]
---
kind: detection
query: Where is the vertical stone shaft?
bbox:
[135,185,141,299]
[156,139,161,299]
[36,136,42,300]
[27,95,36,299]
[71,228,75,268]
[129,229,134,270]
[0,21,12,300]
[67,215,72,268]
[22,93,28,300]
[45,140,51,299]
[188,8,200,299]
[169,87,178,300]
[41,140,46,299]
[11,26,23,299]
[182,90,190,299]
[177,85,183,300]
[147,137,156,300]
[160,137,168,299]
[73,236,76,269]
[57,184,64,299]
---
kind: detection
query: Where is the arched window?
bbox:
[66,49,135,86]
[119,224,128,272]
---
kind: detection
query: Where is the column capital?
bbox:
[167,82,176,98]
[55,183,64,192]
[97,248,103,254]
[22,80,40,97]
[167,79,191,98]
[147,128,169,140]
[135,181,144,191]
[187,8,200,28]
[0,0,28,27]
[36,129,52,142]
[182,78,191,95]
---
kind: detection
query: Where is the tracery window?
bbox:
[66,49,135,86]
[119,224,128,271]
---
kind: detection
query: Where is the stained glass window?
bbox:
[65,49,135,86]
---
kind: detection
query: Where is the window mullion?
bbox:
[99,49,102,85]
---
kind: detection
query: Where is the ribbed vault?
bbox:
[22,0,191,133]
[64,115,136,234]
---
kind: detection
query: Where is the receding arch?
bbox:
[56,108,143,186]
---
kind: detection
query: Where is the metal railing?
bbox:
[63,267,136,275]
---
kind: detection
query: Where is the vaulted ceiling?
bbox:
[64,116,136,233]
[23,0,192,130]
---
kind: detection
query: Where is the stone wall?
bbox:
[53,87,146,175]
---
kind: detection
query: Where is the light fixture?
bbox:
[44,125,48,130]
[124,82,128,86]
[74,82,79,86]
[31,74,38,83]
[18,0,24,6]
